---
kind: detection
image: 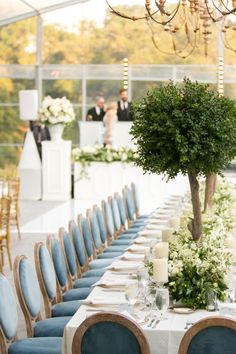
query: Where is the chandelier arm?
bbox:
[171,31,198,59]
[204,0,236,19]
[223,29,236,52]
[147,0,181,25]
[105,0,149,20]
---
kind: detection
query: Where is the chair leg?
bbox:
[16,214,21,240]
[6,243,12,270]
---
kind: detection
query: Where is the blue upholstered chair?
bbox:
[0,273,62,354]
[13,255,71,338]
[109,196,139,239]
[86,209,123,259]
[69,220,105,278]
[93,205,127,253]
[34,242,84,318]
[59,228,100,288]
[46,235,91,302]
[122,187,148,228]
[178,316,236,354]
[114,192,143,233]
[71,312,150,354]
[78,214,115,269]
[131,182,150,220]
[101,200,134,247]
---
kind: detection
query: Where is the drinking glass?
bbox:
[125,282,139,313]
[155,288,169,320]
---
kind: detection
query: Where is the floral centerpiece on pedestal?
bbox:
[39,96,75,141]
[72,145,139,179]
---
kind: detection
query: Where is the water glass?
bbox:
[125,282,139,312]
[155,287,169,320]
[206,289,217,311]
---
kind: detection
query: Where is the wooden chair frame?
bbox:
[108,195,125,236]
[34,242,58,318]
[46,234,70,302]
[77,214,97,261]
[131,182,140,218]
[114,191,129,230]
[13,255,42,337]
[0,196,13,270]
[58,227,82,289]
[8,178,21,240]
[72,312,150,354]
[86,208,104,256]
[178,316,236,354]
[101,199,119,246]
[68,219,90,274]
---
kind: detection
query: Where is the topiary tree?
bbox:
[131,78,236,241]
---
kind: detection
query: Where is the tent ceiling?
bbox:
[0,0,90,27]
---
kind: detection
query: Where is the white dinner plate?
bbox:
[172,307,194,314]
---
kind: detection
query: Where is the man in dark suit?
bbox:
[86,96,106,121]
[117,88,133,121]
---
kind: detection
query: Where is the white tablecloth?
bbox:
[62,271,219,354]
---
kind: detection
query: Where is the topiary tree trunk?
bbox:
[203,174,217,212]
[188,172,203,241]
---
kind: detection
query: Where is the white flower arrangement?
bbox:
[168,177,233,308]
[39,96,75,125]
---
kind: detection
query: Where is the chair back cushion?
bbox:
[49,236,68,288]
[104,201,115,240]
[39,244,57,299]
[131,183,140,214]
[111,198,121,231]
[81,322,141,354]
[63,231,77,278]
[89,212,102,249]
[125,189,135,221]
[80,216,94,258]
[95,207,107,244]
[116,195,126,226]
[0,274,18,340]
[19,258,41,318]
[71,221,86,267]
[187,326,236,354]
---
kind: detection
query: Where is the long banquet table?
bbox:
[62,245,220,354]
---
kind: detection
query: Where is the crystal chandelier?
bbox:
[106,0,236,57]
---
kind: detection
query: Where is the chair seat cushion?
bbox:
[63,287,91,302]
[74,277,99,288]
[34,316,71,337]
[90,258,113,269]
[111,239,133,246]
[82,269,106,277]
[97,252,121,259]
[9,337,62,354]
[104,245,128,253]
[52,300,81,317]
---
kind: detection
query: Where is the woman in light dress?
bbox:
[103,101,118,147]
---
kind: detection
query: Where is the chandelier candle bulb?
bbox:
[162,228,173,242]
[153,258,168,283]
[154,242,169,258]
[169,217,180,229]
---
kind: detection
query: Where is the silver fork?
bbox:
[184,319,194,330]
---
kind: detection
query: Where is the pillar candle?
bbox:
[169,217,180,229]
[162,228,173,242]
[153,258,168,283]
[225,234,236,249]
[154,242,169,258]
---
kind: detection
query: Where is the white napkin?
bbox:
[82,297,126,306]
[92,277,137,287]
[121,252,145,261]
[134,237,157,245]
[107,261,143,271]
[128,244,149,253]
[138,229,162,237]
[146,224,167,230]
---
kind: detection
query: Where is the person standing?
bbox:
[117,88,133,121]
[86,96,106,121]
[103,101,118,147]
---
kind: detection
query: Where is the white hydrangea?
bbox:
[39,96,75,125]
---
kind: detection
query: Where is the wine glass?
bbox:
[155,288,169,320]
[125,282,139,313]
